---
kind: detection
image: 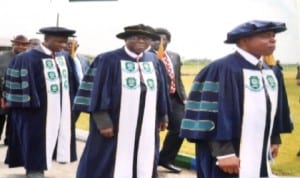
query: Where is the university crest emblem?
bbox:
[266,75,276,89]
[142,62,152,73]
[62,69,68,78]
[146,79,155,90]
[50,84,59,93]
[45,60,54,69]
[57,58,65,66]
[126,77,137,89]
[64,80,69,89]
[249,76,260,90]
[125,62,136,72]
[48,71,57,80]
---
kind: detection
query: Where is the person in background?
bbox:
[73,24,169,178]
[180,20,293,178]
[28,38,41,49]
[4,27,79,178]
[0,34,29,145]
[65,38,90,83]
[150,27,186,173]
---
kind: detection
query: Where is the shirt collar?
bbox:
[236,46,263,66]
[124,46,143,59]
[40,43,52,56]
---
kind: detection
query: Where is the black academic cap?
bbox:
[155,27,171,42]
[224,20,286,44]
[38,27,76,37]
[116,24,160,41]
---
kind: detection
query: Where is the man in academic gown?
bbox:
[4,27,79,178]
[180,20,293,178]
[0,34,30,145]
[73,24,170,178]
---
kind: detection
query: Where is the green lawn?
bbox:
[76,63,300,176]
[270,65,300,176]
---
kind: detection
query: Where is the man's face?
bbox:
[12,42,29,54]
[66,39,78,52]
[45,36,68,52]
[125,35,151,54]
[241,31,276,58]
[151,34,168,51]
[29,39,40,49]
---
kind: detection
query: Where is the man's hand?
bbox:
[271,144,280,158]
[99,127,114,138]
[0,98,9,109]
[217,155,240,174]
[159,121,168,131]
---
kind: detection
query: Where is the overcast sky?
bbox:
[1,0,299,63]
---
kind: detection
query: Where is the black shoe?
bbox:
[158,162,182,173]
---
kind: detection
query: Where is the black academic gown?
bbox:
[4,49,78,170]
[180,52,293,178]
[73,47,169,178]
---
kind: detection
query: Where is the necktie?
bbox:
[258,60,270,101]
[51,52,55,59]
[136,57,144,82]
[257,61,263,70]
[162,53,176,94]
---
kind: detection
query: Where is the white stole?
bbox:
[113,60,157,178]
[239,69,278,178]
[42,56,71,168]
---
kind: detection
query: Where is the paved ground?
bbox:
[0,130,197,178]
[1,133,300,178]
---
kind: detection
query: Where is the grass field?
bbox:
[76,63,300,176]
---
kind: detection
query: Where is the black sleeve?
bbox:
[158,114,168,123]
[208,141,235,157]
[92,111,113,130]
[271,134,281,144]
